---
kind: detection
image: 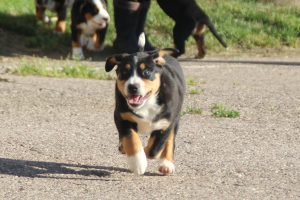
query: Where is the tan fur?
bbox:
[55,20,66,32]
[160,130,175,162]
[121,129,143,156]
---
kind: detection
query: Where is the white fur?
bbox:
[138,32,145,51]
[92,0,110,25]
[72,47,84,60]
[125,94,170,135]
[159,159,175,174]
[127,149,147,175]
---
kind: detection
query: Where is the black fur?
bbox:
[157,0,227,57]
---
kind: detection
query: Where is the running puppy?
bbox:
[71,0,110,60]
[157,0,227,58]
[105,48,185,175]
[35,0,74,32]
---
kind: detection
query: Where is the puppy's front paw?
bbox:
[159,159,175,175]
[72,47,85,60]
[127,150,147,175]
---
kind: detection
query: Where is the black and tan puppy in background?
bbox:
[105,36,185,175]
[157,0,227,58]
[35,0,74,32]
[71,0,109,60]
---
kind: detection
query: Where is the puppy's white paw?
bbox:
[159,159,175,175]
[72,47,85,60]
[127,150,147,175]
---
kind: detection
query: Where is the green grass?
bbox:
[210,104,240,118]
[13,60,114,80]
[189,89,205,95]
[0,0,299,54]
[182,107,203,116]
[187,78,198,87]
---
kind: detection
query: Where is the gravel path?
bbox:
[0,58,299,199]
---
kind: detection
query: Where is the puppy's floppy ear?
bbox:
[105,54,127,72]
[150,48,179,66]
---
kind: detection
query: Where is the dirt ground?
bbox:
[0,53,299,199]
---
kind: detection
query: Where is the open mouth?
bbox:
[127,91,151,107]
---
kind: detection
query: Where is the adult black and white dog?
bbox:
[35,0,74,32]
[71,0,110,59]
[105,35,185,175]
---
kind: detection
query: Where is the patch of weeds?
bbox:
[186,78,198,87]
[182,107,203,116]
[189,88,205,95]
[13,61,114,80]
[210,104,240,118]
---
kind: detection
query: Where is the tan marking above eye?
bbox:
[139,63,146,70]
[125,64,131,70]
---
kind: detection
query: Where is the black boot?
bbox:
[113,0,154,53]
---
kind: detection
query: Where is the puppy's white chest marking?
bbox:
[122,96,170,135]
[78,23,96,36]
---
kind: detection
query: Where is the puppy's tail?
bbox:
[138,32,146,52]
[189,4,227,48]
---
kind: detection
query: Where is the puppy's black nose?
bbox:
[128,84,139,94]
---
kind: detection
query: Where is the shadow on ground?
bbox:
[0,157,126,180]
[179,58,300,66]
[0,158,162,180]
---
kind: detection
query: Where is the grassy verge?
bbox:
[0,0,299,55]
[12,59,114,80]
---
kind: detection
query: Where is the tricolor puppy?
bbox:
[71,0,110,60]
[35,0,74,32]
[105,48,185,175]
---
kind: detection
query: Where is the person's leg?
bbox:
[113,0,154,53]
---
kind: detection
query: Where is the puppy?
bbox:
[71,0,110,60]
[157,0,227,58]
[105,48,185,175]
[35,0,74,32]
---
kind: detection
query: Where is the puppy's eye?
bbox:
[143,69,151,78]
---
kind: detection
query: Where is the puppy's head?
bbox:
[105,49,178,109]
[80,0,109,29]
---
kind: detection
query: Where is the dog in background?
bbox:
[157,0,227,58]
[71,0,110,60]
[35,0,74,32]
[105,34,185,175]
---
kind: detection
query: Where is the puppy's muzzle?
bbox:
[128,84,140,95]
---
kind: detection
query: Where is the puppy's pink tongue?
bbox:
[128,95,142,105]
